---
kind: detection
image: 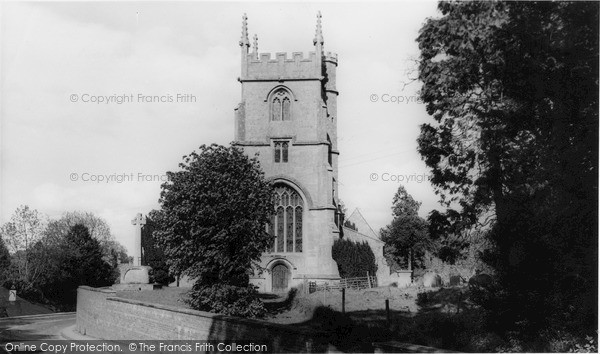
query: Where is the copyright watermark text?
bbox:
[3,340,269,353]
[369,93,423,104]
[69,93,197,104]
[69,172,171,183]
[369,172,431,183]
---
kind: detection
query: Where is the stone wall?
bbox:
[76,286,332,352]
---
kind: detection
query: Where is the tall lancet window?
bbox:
[282,97,291,121]
[271,89,292,121]
[267,184,303,253]
[272,98,282,121]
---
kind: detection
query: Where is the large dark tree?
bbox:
[43,211,129,269]
[32,224,114,309]
[332,238,378,278]
[141,211,174,285]
[417,0,597,339]
[380,186,431,270]
[153,144,274,317]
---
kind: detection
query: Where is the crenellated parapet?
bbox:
[242,51,338,81]
[324,52,338,65]
[239,12,337,82]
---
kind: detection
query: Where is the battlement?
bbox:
[242,51,338,81]
[324,52,338,64]
[249,51,319,63]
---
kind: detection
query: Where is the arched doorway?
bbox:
[271,264,290,293]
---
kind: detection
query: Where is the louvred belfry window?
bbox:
[271,89,292,121]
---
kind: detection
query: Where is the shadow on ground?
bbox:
[261,289,298,315]
[255,286,485,352]
[0,287,54,318]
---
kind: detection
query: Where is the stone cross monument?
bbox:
[113,213,155,291]
[131,213,146,266]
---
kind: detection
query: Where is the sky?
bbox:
[1,1,442,255]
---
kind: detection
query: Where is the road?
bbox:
[0,312,75,342]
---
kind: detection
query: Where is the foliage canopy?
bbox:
[417,0,598,338]
[332,238,378,278]
[153,144,274,317]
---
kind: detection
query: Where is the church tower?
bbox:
[234,12,341,293]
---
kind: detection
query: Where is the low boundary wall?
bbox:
[76,286,331,352]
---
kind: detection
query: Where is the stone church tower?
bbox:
[234,13,341,293]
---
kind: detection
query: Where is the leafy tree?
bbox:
[141,211,175,285]
[38,224,114,308]
[0,206,47,283]
[332,238,377,278]
[390,185,422,218]
[153,144,274,317]
[0,237,10,282]
[43,211,129,268]
[417,0,597,339]
[380,186,431,270]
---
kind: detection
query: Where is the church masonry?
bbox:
[234,13,343,292]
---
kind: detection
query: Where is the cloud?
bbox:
[1,2,442,254]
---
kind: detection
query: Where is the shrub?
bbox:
[570,335,598,353]
[185,283,266,318]
[332,238,377,278]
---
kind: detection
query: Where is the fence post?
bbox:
[341,288,346,314]
[385,299,390,327]
[303,276,308,295]
[367,272,371,288]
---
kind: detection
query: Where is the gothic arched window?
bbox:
[276,207,284,252]
[272,98,282,121]
[267,184,303,253]
[274,141,288,163]
[282,97,291,121]
[271,89,292,121]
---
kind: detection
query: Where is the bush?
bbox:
[185,283,266,318]
[569,335,598,353]
[332,238,377,278]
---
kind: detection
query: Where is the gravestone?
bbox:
[423,272,442,287]
[8,287,16,302]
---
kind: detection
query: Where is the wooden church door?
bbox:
[272,264,290,293]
